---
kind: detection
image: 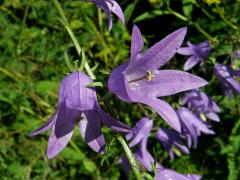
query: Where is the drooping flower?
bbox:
[156,128,189,160]
[182,89,221,122]
[233,50,240,58]
[126,117,153,155]
[88,0,125,30]
[177,107,215,148]
[214,64,240,98]
[108,25,208,132]
[156,168,201,180]
[177,40,211,71]
[30,72,131,159]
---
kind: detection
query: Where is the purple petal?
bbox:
[125,27,187,76]
[126,118,152,154]
[47,125,73,159]
[108,63,132,102]
[205,112,220,122]
[30,112,56,136]
[106,0,125,24]
[55,102,77,138]
[60,72,96,111]
[156,168,201,180]
[131,70,208,98]
[97,105,132,133]
[135,149,157,172]
[78,111,105,154]
[184,56,199,71]
[177,47,193,56]
[139,98,181,132]
[130,25,144,62]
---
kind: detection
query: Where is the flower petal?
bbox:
[138,97,181,132]
[132,70,208,98]
[125,27,187,76]
[205,112,220,122]
[184,56,199,71]
[78,111,105,154]
[177,47,193,56]
[106,0,125,24]
[47,125,73,159]
[64,72,96,111]
[55,102,77,138]
[97,105,132,133]
[130,25,144,62]
[30,112,56,136]
[108,63,132,102]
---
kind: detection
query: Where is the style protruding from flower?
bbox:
[177,107,215,148]
[214,64,240,99]
[30,72,131,159]
[156,128,189,160]
[182,89,221,122]
[88,0,125,30]
[177,40,211,71]
[108,25,208,132]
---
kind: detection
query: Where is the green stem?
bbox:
[192,22,215,41]
[117,135,142,180]
[167,5,215,41]
[52,0,96,79]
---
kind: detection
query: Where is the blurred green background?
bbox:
[0,0,239,179]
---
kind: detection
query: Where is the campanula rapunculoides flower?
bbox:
[182,89,221,122]
[156,127,189,160]
[214,64,240,98]
[177,107,215,148]
[177,40,211,71]
[30,72,131,158]
[88,0,124,30]
[156,168,201,180]
[108,25,208,132]
[126,117,153,156]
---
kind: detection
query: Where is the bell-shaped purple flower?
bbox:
[214,64,240,98]
[156,168,201,180]
[182,89,221,122]
[177,107,215,148]
[177,40,211,71]
[126,117,153,156]
[88,0,125,30]
[108,25,208,132]
[30,72,131,159]
[156,128,189,160]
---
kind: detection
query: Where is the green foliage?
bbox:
[0,0,239,179]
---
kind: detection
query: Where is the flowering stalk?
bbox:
[117,135,142,180]
[52,0,96,80]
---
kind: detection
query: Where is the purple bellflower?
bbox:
[177,107,215,148]
[88,0,124,30]
[156,128,189,160]
[126,117,153,156]
[177,40,211,71]
[121,119,200,179]
[182,89,221,122]
[135,149,201,180]
[214,64,240,98]
[156,168,201,180]
[30,72,131,159]
[108,25,208,132]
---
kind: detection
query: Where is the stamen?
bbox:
[146,70,155,81]
[128,70,154,84]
